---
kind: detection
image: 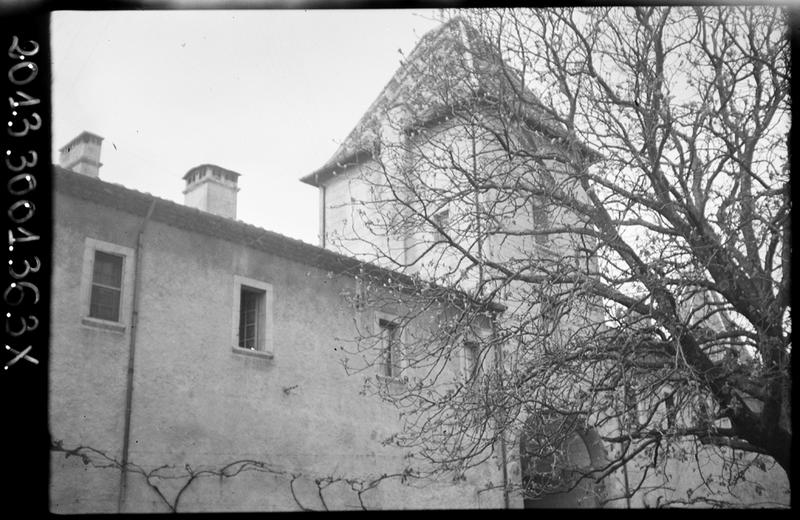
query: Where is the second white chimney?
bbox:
[183,164,241,220]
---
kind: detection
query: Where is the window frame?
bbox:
[531,195,549,245]
[431,208,450,242]
[231,275,274,358]
[89,250,124,322]
[461,340,480,382]
[80,238,135,333]
[376,312,405,380]
[238,287,263,351]
[624,382,643,428]
[532,171,554,246]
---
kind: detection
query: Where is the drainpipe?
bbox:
[472,126,506,507]
[498,387,510,508]
[472,130,483,293]
[618,403,632,508]
[319,185,326,248]
[492,315,510,509]
[471,121,509,508]
[117,199,157,512]
[622,453,632,508]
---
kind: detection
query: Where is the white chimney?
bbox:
[58,131,103,178]
[183,164,241,220]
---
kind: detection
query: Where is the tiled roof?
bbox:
[301,18,476,186]
[55,165,365,274]
[54,165,504,313]
[300,17,599,188]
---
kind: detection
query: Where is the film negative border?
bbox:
[1,8,51,513]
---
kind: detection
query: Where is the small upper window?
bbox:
[625,384,641,427]
[89,251,124,322]
[532,196,549,245]
[533,172,554,245]
[379,318,402,377]
[239,287,265,351]
[663,393,676,429]
[540,295,563,333]
[232,275,274,357]
[80,238,134,332]
[463,341,480,381]
[432,209,450,241]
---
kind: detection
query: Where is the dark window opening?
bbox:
[89,251,123,322]
[464,341,479,380]
[379,319,401,377]
[532,196,549,245]
[239,287,265,350]
[664,394,676,428]
[432,209,450,241]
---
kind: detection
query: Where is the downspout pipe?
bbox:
[320,185,326,248]
[117,199,157,512]
[475,127,508,508]
[618,418,632,508]
[492,314,510,509]
[474,127,506,507]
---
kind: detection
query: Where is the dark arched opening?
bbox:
[519,416,609,508]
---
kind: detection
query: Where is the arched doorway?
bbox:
[519,417,608,508]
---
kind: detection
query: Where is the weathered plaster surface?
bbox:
[50,189,506,512]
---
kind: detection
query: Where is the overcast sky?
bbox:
[51,9,442,245]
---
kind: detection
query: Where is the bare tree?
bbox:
[330,6,790,506]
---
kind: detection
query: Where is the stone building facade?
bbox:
[50,18,789,511]
[49,158,509,512]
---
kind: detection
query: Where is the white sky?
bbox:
[51,9,442,245]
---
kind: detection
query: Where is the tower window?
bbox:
[379,318,402,377]
[463,341,479,381]
[664,393,676,428]
[432,209,450,241]
[533,172,554,245]
[532,196,549,245]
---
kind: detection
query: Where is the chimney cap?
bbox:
[59,131,104,152]
[182,163,242,182]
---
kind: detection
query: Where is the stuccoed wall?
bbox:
[323,159,407,269]
[50,188,508,512]
[50,193,140,512]
[502,409,790,508]
[622,439,790,508]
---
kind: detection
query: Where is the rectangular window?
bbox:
[81,238,134,332]
[463,341,479,381]
[432,209,450,241]
[532,196,549,245]
[539,295,561,335]
[533,172,554,245]
[238,287,265,350]
[89,251,124,322]
[379,319,401,377]
[232,275,274,357]
[625,384,641,427]
[664,393,676,429]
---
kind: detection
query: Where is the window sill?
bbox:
[231,346,274,360]
[81,317,127,334]
[376,374,407,385]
